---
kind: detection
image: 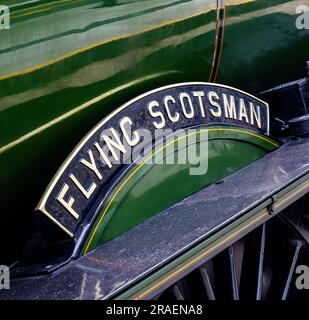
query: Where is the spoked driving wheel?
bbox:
[157,194,309,301]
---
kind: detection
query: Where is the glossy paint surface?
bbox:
[0,0,308,263]
[1,0,218,263]
[0,136,307,300]
[82,127,279,254]
[218,0,309,91]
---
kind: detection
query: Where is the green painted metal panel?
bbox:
[82,126,279,254]
[0,0,307,263]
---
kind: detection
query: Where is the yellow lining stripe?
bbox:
[134,179,309,299]
[133,210,269,300]
[274,182,309,209]
[83,128,278,254]
[1,0,257,81]
[212,0,225,81]
[0,8,215,81]
[209,0,225,82]
[11,0,84,19]
[0,73,170,155]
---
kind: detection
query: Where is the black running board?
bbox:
[1,137,308,300]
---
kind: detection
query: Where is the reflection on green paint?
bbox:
[82,127,279,254]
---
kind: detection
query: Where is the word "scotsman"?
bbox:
[148,90,262,130]
[37,83,269,237]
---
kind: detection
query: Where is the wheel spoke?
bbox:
[199,264,216,300]
[156,194,309,301]
[256,223,266,300]
[171,284,185,300]
[282,240,303,300]
[228,239,244,300]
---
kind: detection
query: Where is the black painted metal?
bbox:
[156,206,309,301]
[288,114,309,136]
[228,245,239,300]
[282,241,303,300]
[1,137,308,300]
[256,224,266,300]
[39,83,270,237]
[259,76,309,136]
[199,265,216,300]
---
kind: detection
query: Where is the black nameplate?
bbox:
[37,83,270,237]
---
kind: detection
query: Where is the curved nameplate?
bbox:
[36,82,272,237]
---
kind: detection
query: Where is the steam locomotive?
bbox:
[0,0,308,300]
